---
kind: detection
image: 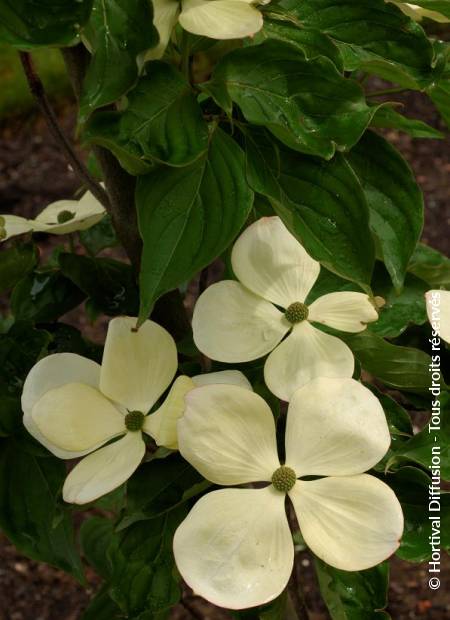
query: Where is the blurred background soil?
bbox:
[0,43,449,620]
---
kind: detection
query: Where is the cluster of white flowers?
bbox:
[21,216,450,610]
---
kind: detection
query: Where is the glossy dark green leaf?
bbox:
[232,592,288,619]
[82,585,122,620]
[0,396,22,437]
[385,467,450,562]
[345,131,423,292]
[429,77,450,128]
[137,128,253,324]
[280,0,437,88]
[84,62,209,172]
[0,243,37,294]
[343,331,432,391]
[408,243,450,288]
[108,506,187,617]
[79,0,158,118]
[371,106,444,139]
[246,130,374,286]
[122,453,206,528]
[388,394,450,479]
[204,41,378,159]
[79,214,118,255]
[0,439,83,580]
[0,0,93,48]
[11,271,85,322]
[370,264,428,338]
[314,557,390,620]
[80,516,115,579]
[254,17,343,71]
[59,253,139,316]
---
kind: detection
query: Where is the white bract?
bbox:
[149,0,267,59]
[173,379,404,609]
[391,1,449,22]
[426,289,450,344]
[0,190,105,242]
[21,315,251,504]
[192,217,379,401]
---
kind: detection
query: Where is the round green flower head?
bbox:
[285,302,309,324]
[125,410,145,432]
[271,465,297,493]
[57,210,76,224]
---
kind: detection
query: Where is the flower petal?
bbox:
[179,0,263,39]
[31,383,125,452]
[146,0,180,60]
[143,375,195,449]
[174,486,293,609]
[192,369,252,390]
[426,289,450,344]
[34,191,105,234]
[192,281,288,363]
[285,377,390,476]
[308,292,378,333]
[232,217,320,307]
[179,384,279,484]
[63,431,146,504]
[22,353,103,459]
[1,214,34,241]
[290,475,403,571]
[264,322,354,401]
[100,317,178,413]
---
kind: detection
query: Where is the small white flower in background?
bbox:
[0,190,105,242]
[425,290,450,344]
[21,316,250,504]
[149,0,267,60]
[173,379,404,610]
[192,216,379,401]
[391,1,449,22]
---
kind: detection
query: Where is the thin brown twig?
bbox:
[19,51,110,210]
[181,598,204,620]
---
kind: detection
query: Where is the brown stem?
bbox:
[19,51,110,210]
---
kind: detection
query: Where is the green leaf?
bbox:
[371,106,444,139]
[232,592,288,619]
[254,17,343,71]
[385,467,450,562]
[343,331,432,391]
[59,253,139,316]
[408,243,450,288]
[79,215,118,255]
[79,0,158,119]
[108,507,187,617]
[84,62,209,172]
[0,439,84,580]
[281,0,437,88]
[388,394,450,480]
[0,396,23,437]
[0,243,37,294]
[204,40,378,159]
[429,77,450,128]
[121,453,206,528]
[345,131,423,291]
[246,130,374,287]
[314,557,390,620]
[0,0,93,48]
[82,585,122,620]
[80,516,115,579]
[370,264,428,338]
[137,128,253,324]
[11,271,85,323]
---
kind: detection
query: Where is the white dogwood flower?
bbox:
[173,379,404,609]
[149,0,267,59]
[0,190,105,242]
[425,290,450,344]
[192,217,378,401]
[21,316,250,503]
[391,2,449,22]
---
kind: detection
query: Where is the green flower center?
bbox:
[285,302,309,324]
[125,411,145,432]
[57,210,76,224]
[271,465,297,493]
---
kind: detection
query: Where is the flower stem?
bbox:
[367,86,408,98]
